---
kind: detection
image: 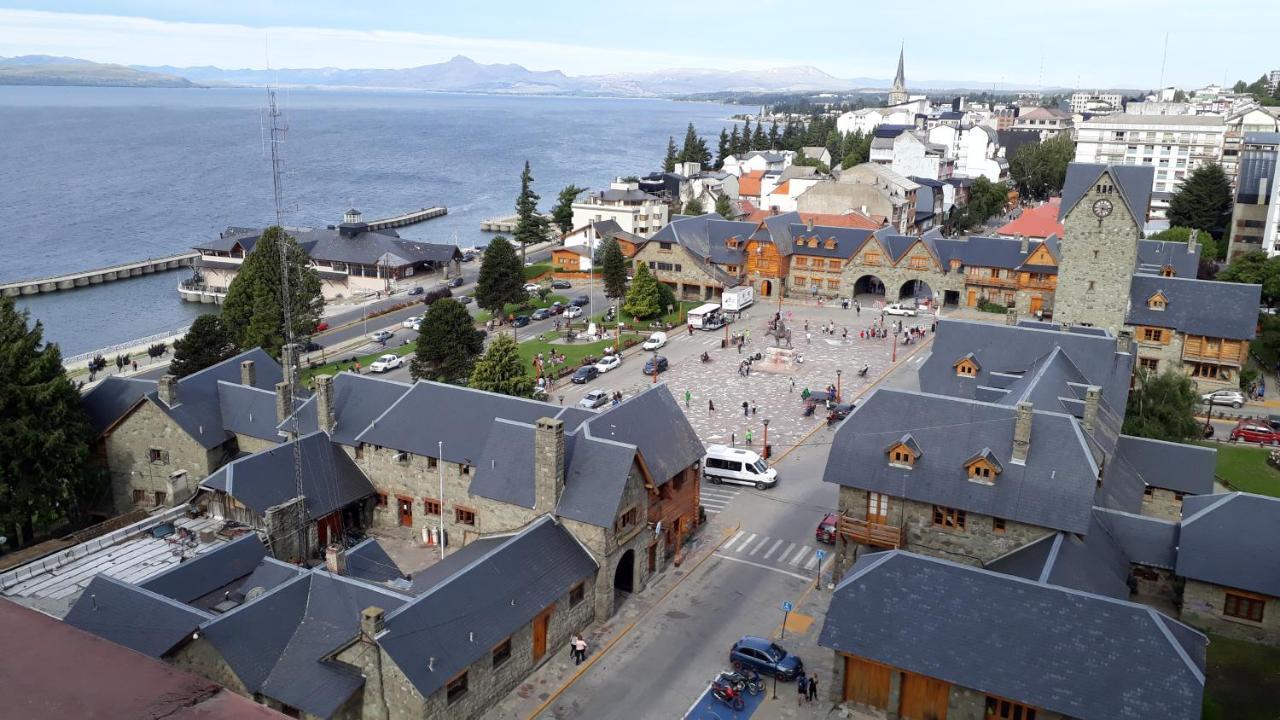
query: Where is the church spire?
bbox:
[889,43,908,106]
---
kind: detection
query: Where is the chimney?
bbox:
[1005,307,1018,326]
[280,343,295,380]
[534,418,565,512]
[806,217,814,231]
[325,544,347,575]
[276,381,292,425]
[1017,234,1028,254]
[361,607,385,638]
[1082,386,1101,433]
[1117,330,1132,354]
[158,375,178,406]
[315,374,336,433]
[240,360,256,387]
[1187,228,1198,255]
[1012,401,1033,464]
[769,206,779,216]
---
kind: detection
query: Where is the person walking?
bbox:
[745,429,753,446]
[742,400,749,417]
[576,636,588,664]
[790,377,796,393]
[684,389,691,408]
[751,401,757,416]
[808,673,819,702]
[708,399,715,413]
[796,674,808,706]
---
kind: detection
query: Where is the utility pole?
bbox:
[438,440,445,559]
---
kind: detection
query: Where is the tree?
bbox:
[1167,163,1232,241]
[947,178,1010,233]
[1122,369,1201,442]
[663,136,678,172]
[738,119,752,155]
[840,130,871,169]
[716,128,731,167]
[475,236,525,322]
[1172,89,1187,102]
[170,314,239,378]
[1148,226,1220,267]
[683,198,705,215]
[599,238,628,299]
[0,297,97,547]
[1217,250,1280,305]
[727,125,741,162]
[714,193,734,218]
[678,122,711,168]
[622,263,663,319]
[513,160,549,262]
[550,184,585,236]
[469,334,534,398]
[767,120,780,149]
[750,122,767,151]
[410,299,483,383]
[1008,134,1076,201]
[1233,80,1248,93]
[221,226,323,360]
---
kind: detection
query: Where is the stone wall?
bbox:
[1141,487,1186,522]
[1181,579,1280,646]
[1054,171,1142,335]
[947,685,1064,720]
[1131,564,1180,601]
[104,400,223,513]
[335,636,426,720]
[169,635,250,696]
[235,433,279,455]
[836,241,960,303]
[632,242,731,298]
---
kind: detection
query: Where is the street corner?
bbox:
[684,680,767,720]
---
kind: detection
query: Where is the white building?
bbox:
[926,124,1005,182]
[1010,107,1073,138]
[570,179,669,238]
[720,150,794,177]
[1074,113,1226,218]
[1070,91,1123,115]
[1223,105,1280,189]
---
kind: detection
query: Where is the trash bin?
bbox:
[721,339,727,348]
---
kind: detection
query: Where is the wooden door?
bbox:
[899,672,950,720]
[532,606,553,662]
[396,497,413,527]
[1029,295,1043,314]
[843,655,891,709]
[866,493,889,525]
[966,290,976,307]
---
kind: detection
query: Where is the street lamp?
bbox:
[1203,395,1215,438]
[836,368,842,402]
[763,418,770,459]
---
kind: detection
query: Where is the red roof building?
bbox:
[745,209,882,230]
[996,198,1064,239]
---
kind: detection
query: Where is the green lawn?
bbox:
[1202,442,1280,497]
[1203,633,1280,720]
[300,341,416,384]
[523,263,552,280]
[515,331,644,379]
[589,300,704,329]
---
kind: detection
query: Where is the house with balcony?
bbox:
[569,180,669,239]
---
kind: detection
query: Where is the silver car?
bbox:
[579,389,610,409]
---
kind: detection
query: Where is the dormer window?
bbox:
[824,238,837,250]
[1161,265,1175,277]
[726,238,739,249]
[954,353,981,378]
[1147,292,1167,311]
[964,448,1003,485]
[808,237,819,248]
[886,433,922,469]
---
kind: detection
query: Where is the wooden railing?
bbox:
[838,515,903,549]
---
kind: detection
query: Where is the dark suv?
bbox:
[551,279,572,289]
[729,637,803,680]
[571,365,599,384]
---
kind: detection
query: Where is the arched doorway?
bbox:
[760,279,773,298]
[900,279,933,303]
[853,275,886,299]
[613,549,635,595]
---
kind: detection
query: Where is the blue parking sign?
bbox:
[816,549,827,560]
[782,600,793,612]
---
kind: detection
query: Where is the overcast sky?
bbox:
[0,2,1275,88]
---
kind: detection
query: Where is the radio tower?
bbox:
[265,88,309,562]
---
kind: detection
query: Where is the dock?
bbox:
[367,206,447,230]
[481,213,553,233]
[0,251,200,298]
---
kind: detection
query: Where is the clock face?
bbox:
[1092,198,1114,219]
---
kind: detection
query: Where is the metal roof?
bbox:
[65,574,212,657]
[140,534,268,605]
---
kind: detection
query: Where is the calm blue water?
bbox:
[0,87,735,354]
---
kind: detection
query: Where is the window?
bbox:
[1140,357,1159,373]
[569,582,586,607]
[132,488,146,504]
[460,464,471,475]
[1173,492,1186,502]
[969,463,993,480]
[992,517,1007,535]
[824,239,837,250]
[427,456,437,469]
[863,252,881,266]
[1192,363,1220,379]
[148,448,169,464]
[985,696,1038,720]
[1224,591,1266,623]
[827,259,842,270]
[375,492,388,507]
[454,506,477,526]
[616,506,639,532]
[1143,486,1155,497]
[394,452,410,465]
[932,505,966,530]
[355,445,364,460]
[794,275,807,286]
[1161,265,1175,277]
[1147,293,1167,310]
[955,359,979,377]
[1142,327,1165,343]
[446,671,469,704]
[423,498,441,516]
[154,491,167,505]
[909,256,929,269]
[492,638,512,668]
[892,449,911,463]
[659,242,673,251]
[794,257,808,267]
[827,279,841,290]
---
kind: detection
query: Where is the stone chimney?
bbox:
[806,217,815,231]
[315,374,336,433]
[361,607,385,638]
[534,418,565,512]
[1005,308,1018,326]
[276,381,292,425]
[1012,402,1033,464]
[1082,386,1101,433]
[1187,228,1198,255]
[1017,234,1028,254]
[325,544,347,575]
[1117,330,1132,354]
[158,374,178,406]
[240,360,256,387]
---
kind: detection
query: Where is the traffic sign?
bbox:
[816,549,827,560]
[781,601,793,612]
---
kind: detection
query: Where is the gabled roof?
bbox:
[148,348,286,450]
[216,381,282,442]
[1112,435,1216,495]
[1093,507,1178,569]
[1137,239,1200,277]
[986,511,1131,598]
[963,447,1003,474]
[581,384,704,486]
[82,376,154,435]
[283,373,412,446]
[886,433,922,457]
[141,534,268,606]
[648,213,753,265]
[738,170,764,197]
[1127,275,1260,340]
[784,224,875,259]
[65,574,212,657]
[201,431,375,521]
[1178,493,1280,596]
[343,538,404,584]
[379,517,597,701]
[995,199,1064,239]
[820,551,1205,720]
[1059,163,1154,226]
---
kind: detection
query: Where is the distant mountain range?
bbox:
[0,54,1046,95]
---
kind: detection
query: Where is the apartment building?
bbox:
[1222,105,1280,189]
[1070,91,1123,115]
[570,179,670,239]
[1227,132,1280,259]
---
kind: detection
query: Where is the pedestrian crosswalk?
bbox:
[700,485,740,515]
[715,529,828,578]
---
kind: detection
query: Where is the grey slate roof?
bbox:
[1059,163,1154,226]
[1092,507,1178,569]
[1178,493,1280,596]
[407,536,506,595]
[141,534,268,605]
[65,574,211,658]
[649,213,753,266]
[82,376,152,435]
[380,517,597,700]
[1137,239,1201,277]
[823,389,1099,534]
[284,373,412,446]
[785,224,875,259]
[217,381,283,442]
[150,348,285,450]
[1127,275,1260,340]
[821,551,1205,720]
[556,432,640,528]
[201,431,374,521]
[344,538,404,584]
[581,384,704,487]
[237,557,307,596]
[294,227,460,268]
[468,419,538,509]
[986,512,1132,599]
[1112,435,1216,495]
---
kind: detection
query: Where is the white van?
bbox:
[703,445,777,489]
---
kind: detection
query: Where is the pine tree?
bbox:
[767,120,780,149]
[513,160,549,262]
[751,122,767,151]
[170,314,239,378]
[469,334,534,398]
[715,193,734,218]
[0,297,97,546]
[475,236,526,322]
[678,123,710,167]
[410,298,483,384]
[782,119,798,151]
[221,226,323,360]
[622,263,663,319]
[1167,162,1232,241]
[551,184,585,236]
[738,120,752,155]
[684,198,705,215]
[716,128,731,167]
[824,127,842,165]
[663,136,679,172]
[600,237,628,299]
[727,125,741,162]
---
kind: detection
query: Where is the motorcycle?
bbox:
[721,670,764,696]
[711,680,746,711]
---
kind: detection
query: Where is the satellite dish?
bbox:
[245,586,266,601]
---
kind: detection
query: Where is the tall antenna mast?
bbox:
[1157,32,1170,91]
[265,87,308,562]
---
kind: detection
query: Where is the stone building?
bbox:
[797,164,919,233]
[632,213,754,301]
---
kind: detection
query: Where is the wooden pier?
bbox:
[481,213,553,233]
[367,206,447,230]
[0,251,200,298]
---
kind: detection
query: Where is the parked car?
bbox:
[314,321,329,332]
[571,365,599,384]
[703,445,777,490]
[402,316,422,329]
[370,330,394,343]
[571,295,590,307]
[531,308,552,321]
[407,285,425,295]
[642,332,667,350]
[1202,389,1245,408]
[548,302,565,315]
[461,252,476,263]
[456,295,473,305]
[302,340,323,353]
[524,283,541,293]
[1229,421,1280,444]
[448,276,465,288]
[595,354,622,373]
[827,401,859,422]
[512,315,531,328]
[816,513,838,544]
[729,637,804,680]
[551,279,572,289]
[883,302,917,317]
[643,355,669,375]
[565,305,584,319]
[369,354,403,373]
[579,389,610,409]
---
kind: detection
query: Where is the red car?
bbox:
[314,321,329,332]
[816,513,838,544]
[1230,421,1280,445]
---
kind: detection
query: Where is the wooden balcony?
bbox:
[1019,278,1056,291]
[838,515,903,549]
[966,275,1017,289]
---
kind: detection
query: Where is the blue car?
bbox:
[729,636,803,680]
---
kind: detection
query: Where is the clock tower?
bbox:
[1052,165,1145,335]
